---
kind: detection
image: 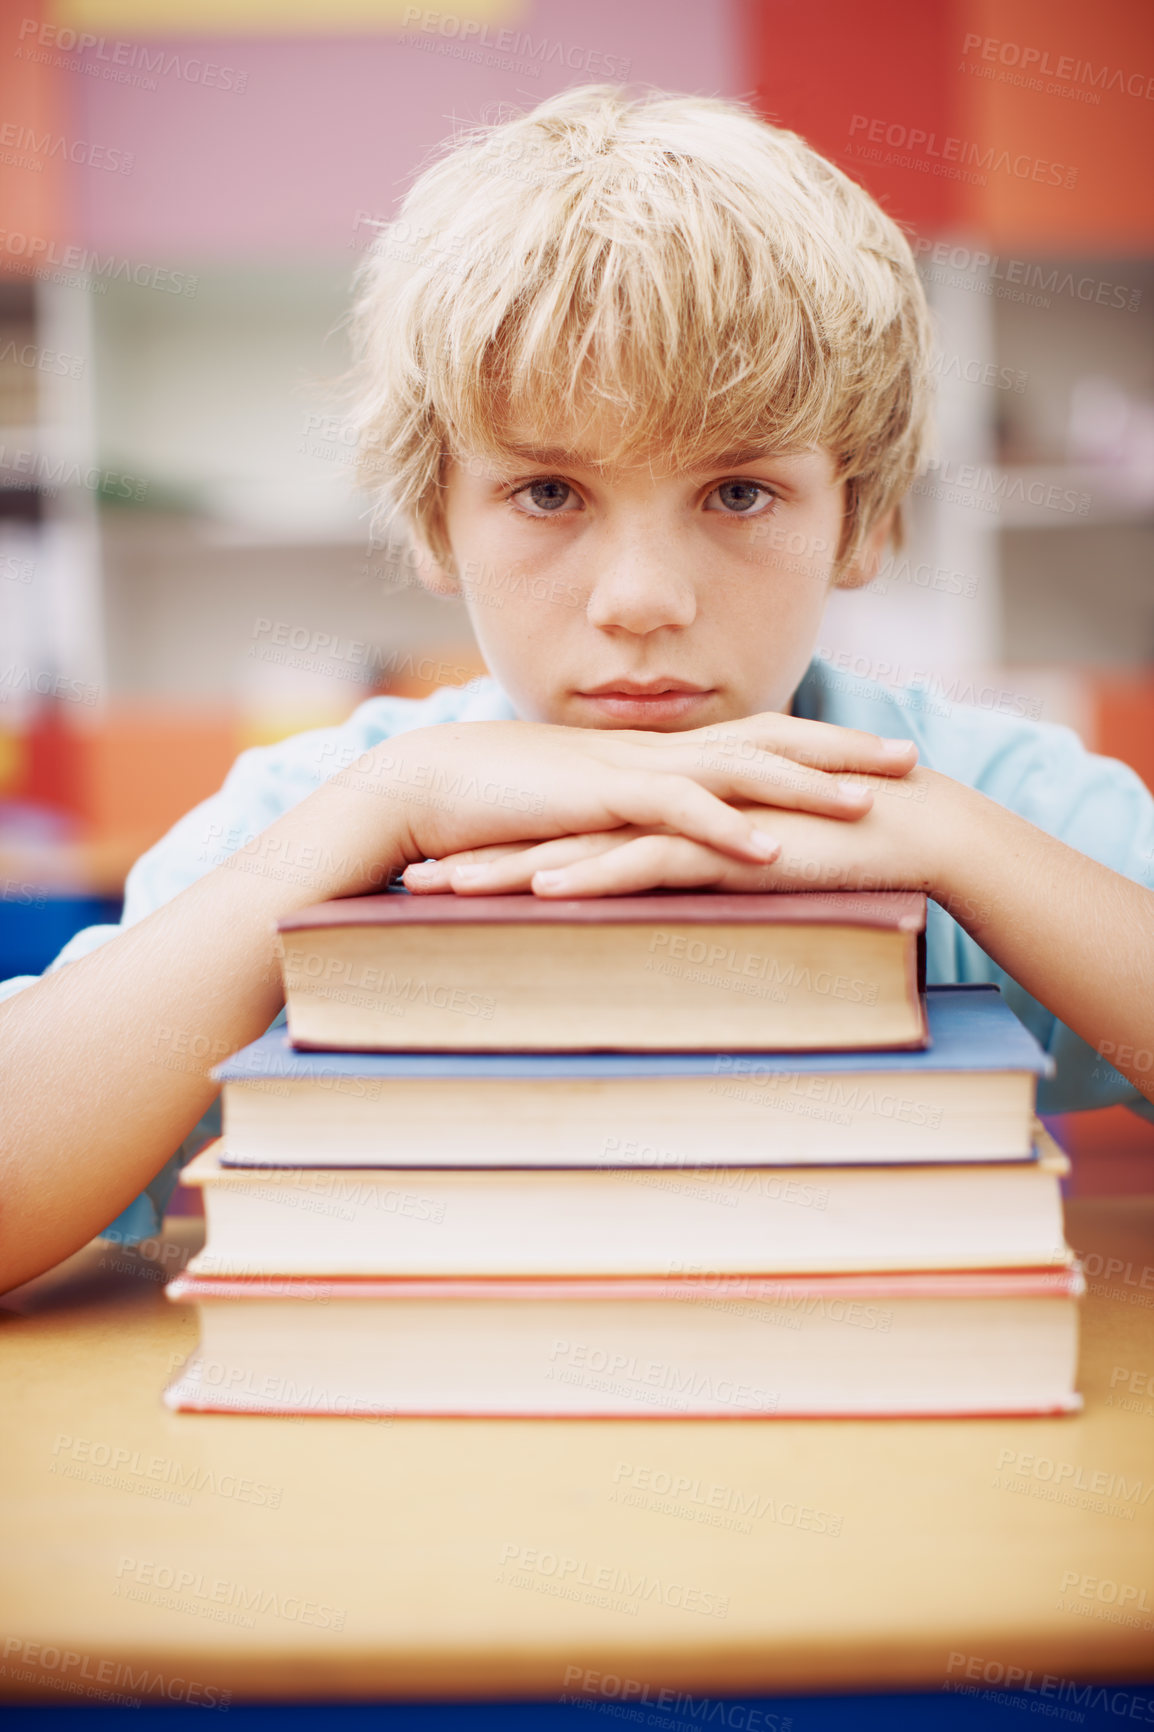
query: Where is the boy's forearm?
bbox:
[0,780,411,1293]
[925,774,1154,1103]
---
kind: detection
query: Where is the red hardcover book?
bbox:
[163,1264,1081,1419]
[276,890,928,1053]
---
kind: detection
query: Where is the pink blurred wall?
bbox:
[61,0,741,257]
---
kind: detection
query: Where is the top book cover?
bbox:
[276,889,928,1054]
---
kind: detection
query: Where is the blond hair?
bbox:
[346,83,934,578]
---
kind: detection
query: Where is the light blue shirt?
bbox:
[5,659,1153,1243]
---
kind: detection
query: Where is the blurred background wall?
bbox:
[1,0,1151,1182]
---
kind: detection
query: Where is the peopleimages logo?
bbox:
[611,1462,844,1538]
[847,115,1077,187]
[645,929,878,1005]
[0,122,133,174]
[16,18,248,92]
[114,1557,345,1630]
[961,33,1154,101]
[546,1339,780,1410]
[944,1652,1154,1722]
[400,7,631,77]
[498,1545,729,1617]
[0,1635,231,1708]
[560,1667,793,1728]
[51,1432,283,1507]
[0,230,197,296]
[913,238,1142,312]
[996,1448,1154,1501]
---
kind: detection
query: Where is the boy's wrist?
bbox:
[216,771,412,910]
[881,765,974,907]
[916,770,1013,924]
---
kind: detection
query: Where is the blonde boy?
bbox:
[1,85,1152,1290]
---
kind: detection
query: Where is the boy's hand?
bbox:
[379,714,917,889]
[390,717,919,893]
[406,769,943,899]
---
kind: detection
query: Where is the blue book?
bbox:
[213,985,1051,1169]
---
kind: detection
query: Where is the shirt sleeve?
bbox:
[0,685,475,1243]
[954,713,1154,1120]
[796,659,1154,1117]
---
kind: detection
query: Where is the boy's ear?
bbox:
[835,508,896,590]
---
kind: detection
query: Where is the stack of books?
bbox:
[164,890,1082,1418]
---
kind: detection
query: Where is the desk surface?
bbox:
[2,1199,1153,1705]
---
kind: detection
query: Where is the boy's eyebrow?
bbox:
[694,449,782,470]
[494,443,783,473]
[499,443,599,469]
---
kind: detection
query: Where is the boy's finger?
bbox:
[771,722,916,774]
[693,715,917,776]
[611,772,782,867]
[403,842,528,889]
[447,834,622,893]
[692,747,874,818]
[531,834,750,898]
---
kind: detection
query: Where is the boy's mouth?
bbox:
[574,679,715,723]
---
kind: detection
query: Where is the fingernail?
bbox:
[838,781,869,801]
[748,831,780,859]
[533,870,569,888]
[452,865,487,883]
[880,738,914,758]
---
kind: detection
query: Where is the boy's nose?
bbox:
[584,535,698,634]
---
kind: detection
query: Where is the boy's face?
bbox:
[428,411,885,730]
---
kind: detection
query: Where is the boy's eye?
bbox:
[705,480,777,515]
[510,478,580,515]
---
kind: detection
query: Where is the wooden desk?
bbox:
[2,1200,1153,1705]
